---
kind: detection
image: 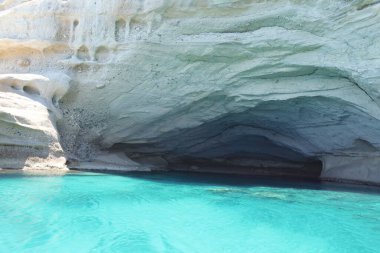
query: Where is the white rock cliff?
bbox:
[1,0,380,183]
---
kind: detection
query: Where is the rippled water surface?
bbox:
[0,171,380,253]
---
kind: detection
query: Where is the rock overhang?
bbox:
[1,0,380,183]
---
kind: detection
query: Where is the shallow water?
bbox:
[0,171,379,253]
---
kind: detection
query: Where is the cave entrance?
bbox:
[109,97,335,179]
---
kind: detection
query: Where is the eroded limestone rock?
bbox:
[0,73,70,170]
[1,0,380,183]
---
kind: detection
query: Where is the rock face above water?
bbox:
[1,0,380,183]
[0,73,69,170]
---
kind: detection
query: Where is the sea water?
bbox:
[0,171,379,253]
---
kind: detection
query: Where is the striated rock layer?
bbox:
[0,73,70,170]
[1,0,380,183]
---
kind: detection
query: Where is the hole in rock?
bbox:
[72,20,79,42]
[23,86,40,95]
[52,95,58,105]
[73,20,79,29]
[115,18,126,42]
[94,46,110,62]
[76,45,90,61]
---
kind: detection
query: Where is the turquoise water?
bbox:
[0,171,379,253]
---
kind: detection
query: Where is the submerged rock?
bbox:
[1,0,380,183]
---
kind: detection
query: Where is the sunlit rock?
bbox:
[0,73,70,170]
[1,0,380,183]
